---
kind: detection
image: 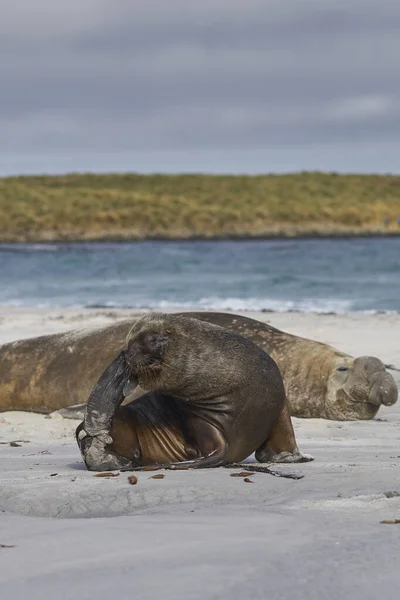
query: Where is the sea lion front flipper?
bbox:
[84,350,136,437]
[76,422,135,471]
[255,401,314,464]
[76,351,139,471]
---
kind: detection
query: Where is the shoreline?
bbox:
[1,230,400,244]
[1,305,400,314]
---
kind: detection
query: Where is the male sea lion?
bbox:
[0,313,397,420]
[76,313,311,471]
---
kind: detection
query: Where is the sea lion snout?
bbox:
[126,332,169,373]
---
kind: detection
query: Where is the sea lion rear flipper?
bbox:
[122,421,228,471]
[255,401,314,464]
[122,445,227,472]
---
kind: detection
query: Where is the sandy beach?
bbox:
[1,308,400,599]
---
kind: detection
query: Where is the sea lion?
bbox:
[76,313,310,471]
[0,312,397,420]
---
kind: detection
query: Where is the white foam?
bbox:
[0,296,396,315]
[81,296,355,314]
[0,243,62,252]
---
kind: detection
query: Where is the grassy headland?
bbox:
[1,172,400,242]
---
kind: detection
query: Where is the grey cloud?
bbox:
[1,0,400,171]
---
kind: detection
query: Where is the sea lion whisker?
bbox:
[154,360,180,373]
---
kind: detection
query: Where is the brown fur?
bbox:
[0,313,397,420]
[77,314,308,471]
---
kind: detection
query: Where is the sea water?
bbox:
[0,237,399,312]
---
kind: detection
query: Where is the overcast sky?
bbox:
[1,0,400,175]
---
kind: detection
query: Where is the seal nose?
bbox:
[368,371,398,406]
[353,355,385,376]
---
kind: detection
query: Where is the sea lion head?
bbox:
[125,313,203,394]
[124,313,173,392]
[124,317,170,391]
[124,312,239,396]
[325,355,398,420]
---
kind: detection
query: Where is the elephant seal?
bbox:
[185,313,399,421]
[0,313,397,420]
[76,313,311,471]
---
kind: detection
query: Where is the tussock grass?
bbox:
[1,172,400,241]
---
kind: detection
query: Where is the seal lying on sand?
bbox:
[76,313,311,471]
[0,313,397,420]
[187,313,398,421]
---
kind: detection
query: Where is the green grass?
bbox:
[1,172,400,241]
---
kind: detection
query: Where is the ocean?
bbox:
[0,237,399,313]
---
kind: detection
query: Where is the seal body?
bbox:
[77,314,299,471]
[0,312,397,420]
[185,313,398,420]
[109,393,189,465]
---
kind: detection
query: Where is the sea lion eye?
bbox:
[144,333,169,349]
[336,366,349,372]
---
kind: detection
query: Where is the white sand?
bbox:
[1,308,400,600]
